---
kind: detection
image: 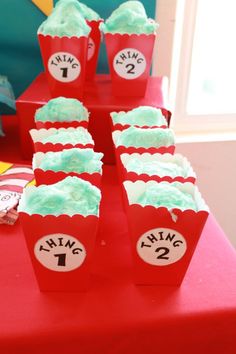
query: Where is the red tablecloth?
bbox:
[1,116,236,354]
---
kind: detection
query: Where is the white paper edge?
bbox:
[120,153,196,178]
[30,127,91,143]
[123,180,209,212]
[112,130,122,146]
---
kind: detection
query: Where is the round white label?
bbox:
[137,228,187,266]
[113,48,146,80]
[34,233,86,272]
[48,52,81,82]
[87,37,95,61]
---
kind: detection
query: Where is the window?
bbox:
[155,0,236,136]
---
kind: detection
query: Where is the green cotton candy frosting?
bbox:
[116,126,175,148]
[100,1,158,34]
[126,158,186,177]
[75,1,100,21]
[41,127,93,145]
[38,0,91,37]
[137,183,197,211]
[111,106,167,127]
[38,148,103,173]
[18,176,101,216]
[35,97,89,123]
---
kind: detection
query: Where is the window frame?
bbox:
[154,0,236,136]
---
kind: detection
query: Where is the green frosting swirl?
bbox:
[137,183,197,211]
[38,0,91,37]
[38,148,103,173]
[111,106,167,127]
[100,1,158,34]
[116,126,175,148]
[18,176,101,216]
[35,97,89,123]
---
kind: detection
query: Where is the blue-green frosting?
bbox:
[116,126,175,148]
[100,1,158,34]
[38,148,103,173]
[38,0,91,37]
[18,176,101,216]
[35,97,89,123]
[111,106,167,127]
[126,158,186,177]
[137,183,197,210]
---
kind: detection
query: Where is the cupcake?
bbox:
[18,176,101,291]
[74,1,103,80]
[34,97,90,129]
[110,106,168,131]
[38,0,91,98]
[30,127,94,153]
[120,153,196,183]
[33,148,103,187]
[123,180,209,285]
[100,1,158,96]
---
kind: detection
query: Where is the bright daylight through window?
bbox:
[169,0,236,135]
[187,0,236,115]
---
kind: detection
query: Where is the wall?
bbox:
[176,139,236,248]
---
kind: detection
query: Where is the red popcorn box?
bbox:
[30,128,94,153]
[86,20,103,81]
[38,34,89,99]
[123,180,209,286]
[112,130,175,199]
[120,153,196,184]
[109,115,168,133]
[19,211,99,292]
[104,33,156,97]
[110,109,168,133]
[33,152,102,188]
[112,130,175,163]
[35,120,88,130]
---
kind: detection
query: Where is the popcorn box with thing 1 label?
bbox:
[19,212,99,291]
[38,34,89,99]
[19,179,100,292]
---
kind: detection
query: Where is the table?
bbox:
[1,116,236,354]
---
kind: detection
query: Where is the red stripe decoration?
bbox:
[0,163,34,224]
[0,173,35,182]
[0,163,34,195]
